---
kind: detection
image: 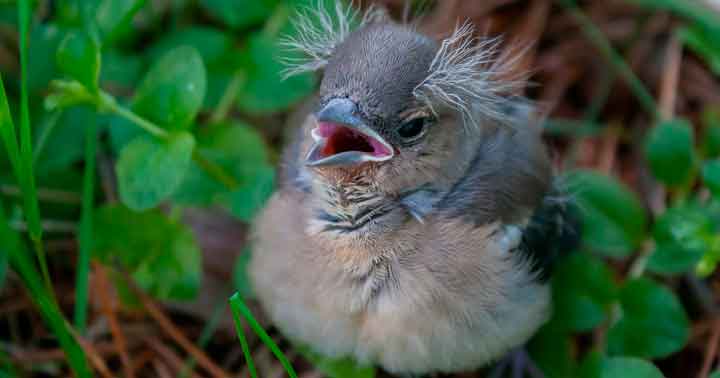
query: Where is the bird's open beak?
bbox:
[305,98,394,167]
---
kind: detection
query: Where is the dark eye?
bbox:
[397,117,430,141]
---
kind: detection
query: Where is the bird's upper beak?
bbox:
[305,98,394,167]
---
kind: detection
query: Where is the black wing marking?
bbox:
[518,191,581,282]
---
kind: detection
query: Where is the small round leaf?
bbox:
[647,205,712,275]
[607,278,689,358]
[644,119,696,186]
[600,358,664,378]
[173,122,271,207]
[94,205,202,301]
[237,33,316,114]
[116,132,196,211]
[552,253,618,331]
[56,31,101,92]
[132,46,206,130]
[199,0,278,29]
[564,170,647,257]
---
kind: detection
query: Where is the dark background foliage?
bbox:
[0,0,719,377]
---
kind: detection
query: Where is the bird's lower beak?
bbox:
[305,99,394,167]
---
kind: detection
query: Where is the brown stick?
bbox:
[123,273,230,378]
[699,318,720,378]
[145,337,206,378]
[658,33,682,121]
[95,263,135,378]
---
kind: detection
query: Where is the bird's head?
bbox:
[283,4,531,201]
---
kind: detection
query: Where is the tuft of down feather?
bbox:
[282,4,531,130]
[280,1,387,79]
[413,22,531,131]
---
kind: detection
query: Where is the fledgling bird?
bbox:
[249,4,579,375]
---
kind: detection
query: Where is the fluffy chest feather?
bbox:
[249,191,551,374]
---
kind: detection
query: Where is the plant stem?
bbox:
[230,293,298,378]
[193,151,240,189]
[263,3,290,38]
[32,110,62,165]
[101,96,170,139]
[74,114,97,334]
[210,71,245,124]
[97,90,240,190]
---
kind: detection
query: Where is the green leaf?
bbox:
[528,323,575,378]
[710,371,720,378]
[56,31,101,93]
[703,159,720,198]
[599,357,664,378]
[116,132,195,211]
[100,49,143,89]
[565,170,647,257]
[199,0,279,29]
[577,351,603,378]
[146,26,234,67]
[225,166,275,221]
[34,107,91,175]
[28,24,65,94]
[172,122,271,208]
[647,205,712,275]
[703,109,720,157]
[234,247,254,299]
[132,46,207,130]
[551,252,618,331]
[237,33,316,114]
[296,345,375,378]
[680,23,720,76]
[607,278,689,358]
[94,204,202,301]
[644,119,696,186]
[95,0,145,43]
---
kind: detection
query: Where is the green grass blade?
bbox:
[74,112,97,333]
[0,75,22,183]
[0,198,91,377]
[17,0,42,241]
[17,0,52,294]
[230,294,259,378]
[230,292,298,378]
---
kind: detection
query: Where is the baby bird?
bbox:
[249,4,579,375]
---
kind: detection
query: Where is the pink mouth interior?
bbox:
[317,122,392,159]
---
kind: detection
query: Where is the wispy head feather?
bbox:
[412,22,529,131]
[280,1,387,78]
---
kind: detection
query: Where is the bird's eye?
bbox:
[397,117,430,141]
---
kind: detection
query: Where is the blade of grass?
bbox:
[559,0,661,120]
[626,0,720,34]
[0,198,91,377]
[74,111,97,333]
[229,294,258,378]
[17,0,42,241]
[230,292,298,378]
[17,0,53,294]
[0,76,21,182]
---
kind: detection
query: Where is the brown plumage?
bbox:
[250,5,578,375]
